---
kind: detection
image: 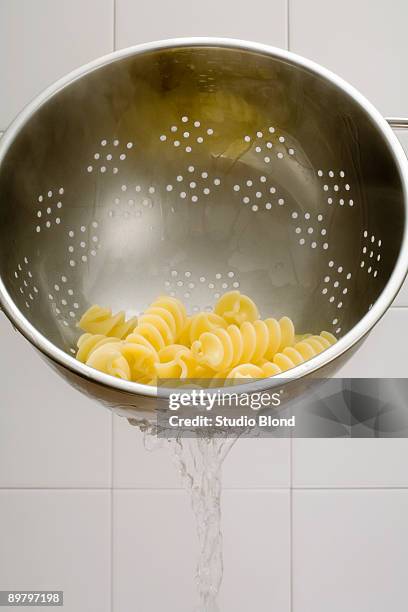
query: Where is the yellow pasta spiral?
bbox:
[178,312,227,346]
[214,290,259,325]
[271,331,337,372]
[78,305,137,339]
[85,341,131,380]
[178,317,192,346]
[128,296,187,352]
[191,317,295,372]
[155,345,200,379]
[120,342,159,382]
[77,333,158,383]
[219,332,337,380]
[225,361,282,380]
[225,363,266,380]
[76,333,120,363]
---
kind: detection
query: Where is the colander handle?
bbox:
[386,117,408,129]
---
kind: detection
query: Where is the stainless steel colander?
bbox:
[0,38,407,416]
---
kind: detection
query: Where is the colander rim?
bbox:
[0,36,407,400]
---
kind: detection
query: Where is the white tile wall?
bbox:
[115,0,288,49]
[292,490,408,612]
[113,489,291,612]
[290,0,408,116]
[0,0,114,129]
[0,490,111,612]
[222,438,291,488]
[1,1,408,611]
[293,439,408,488]
[220,490,290,612]
[113,490,197,612]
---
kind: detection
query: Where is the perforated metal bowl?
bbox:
[0,38,407,417]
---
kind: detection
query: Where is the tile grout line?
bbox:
[102,486,293,491]
[0,487,116,490]
[2,485,408,490]
[113,0,117,51]
[290,434,294,612]
[110,413,114,612]
[286,0,291,51]
[110,413,114,489]
[110,488,114,612]
[290,485,408,490]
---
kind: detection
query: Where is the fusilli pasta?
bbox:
[76,333,120,363]
[214,290,259,325]
[128,296,187,352]
[75,291,337,384]
[155,345,199,379]
[179,312,227,346]
[85,341,131,380]
[271,332,337,372]
[78,305,137,339]
[191,317,295,371]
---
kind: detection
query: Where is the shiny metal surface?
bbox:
[386,117,408,129]
[0,38,407,415]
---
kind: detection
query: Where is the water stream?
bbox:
[132,419,238,612]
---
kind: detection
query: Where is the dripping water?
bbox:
[130,418,238,612]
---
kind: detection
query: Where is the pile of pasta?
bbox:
[75,291,337,385]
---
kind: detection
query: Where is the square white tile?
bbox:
[0,0,114,128]
[113,489,290,612]
[292,490,408,612]
[116,0,288,49]
[0,314,112,487]
[293,438,408,488]
[113,490,196,612]
[113,416,291,489]
[335,308,408,377]
[220,489,290,612]
[223,438,291,488]
[0,490,111,612]
[290,0,408,116]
